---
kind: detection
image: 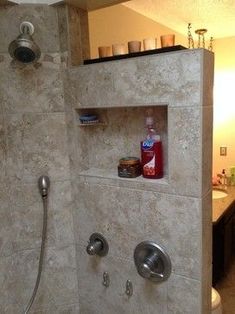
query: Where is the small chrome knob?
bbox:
[86,233,109,257]
[86,239,103,255]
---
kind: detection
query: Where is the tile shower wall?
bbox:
[0,4,214,314]
[0,4,79,313]
[67,49,214,314]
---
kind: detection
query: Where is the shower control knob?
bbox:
[86,239,103,255]
[134,241,171,283]
[86,233,109,257]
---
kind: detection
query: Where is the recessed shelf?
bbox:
[76,106,168,185]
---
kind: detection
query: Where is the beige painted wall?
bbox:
[214,37,235,70]
[88,4,235,177]
[213,37,235,176]
[88,4,187,58]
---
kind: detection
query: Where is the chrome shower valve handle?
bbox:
[134,241,171,283]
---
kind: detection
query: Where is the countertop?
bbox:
[213,186,235,224]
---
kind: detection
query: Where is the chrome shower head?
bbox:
[8,21,41,64]
[38,176,50,198]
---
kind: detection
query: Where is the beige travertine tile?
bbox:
[31,303,80,314]
[0,182,13,257]
[0,304,22,314]
[49,180,75,247]
[10,183,45,251]
[202,190,212,271]
[67,6,90,66]
[8,245,79,311]
[0,61,65,114]
[0,254,22,307]
[69,49,202,109]
[0,112,6,182]
[74,180,203,279]
[9,180,75,252]
[201,106,213,196]
[202,265,212,314]
[167,273,201,314]
[202,50,214,108]
[5,113,70,182]
[168,106,202,197]
[76,244,167,314]
[201,190,212,313]
[57,4,69,54]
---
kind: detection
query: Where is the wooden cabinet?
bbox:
[213,203,235,285]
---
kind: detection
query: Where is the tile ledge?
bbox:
[78,167,168,185]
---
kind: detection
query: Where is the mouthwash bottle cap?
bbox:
[146,116,154,126]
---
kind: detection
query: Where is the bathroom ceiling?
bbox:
[123,0,235,39]
[65,0,127,10]
[2,0,235,39]
[1,0,127,9]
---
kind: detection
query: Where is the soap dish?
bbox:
[79,114,99,124]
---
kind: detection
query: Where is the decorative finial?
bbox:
[187,23,194,49]
[208,36,214,52]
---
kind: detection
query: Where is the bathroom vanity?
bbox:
[213,187,235,285]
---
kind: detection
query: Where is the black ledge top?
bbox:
[84,45,187,65]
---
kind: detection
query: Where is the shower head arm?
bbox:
[20,21,35,35]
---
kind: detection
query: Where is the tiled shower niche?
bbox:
[76,106,168,183]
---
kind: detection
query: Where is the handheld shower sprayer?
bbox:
[24,175,50,314]
[38,175,50,198]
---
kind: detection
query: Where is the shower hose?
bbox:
[23,195,48,314]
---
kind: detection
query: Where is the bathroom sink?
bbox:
[212,189,228,200]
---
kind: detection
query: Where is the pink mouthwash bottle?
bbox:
[141,110,163,179]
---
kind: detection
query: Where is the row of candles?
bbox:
[98,34,175,58]
[97,23,213,59]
